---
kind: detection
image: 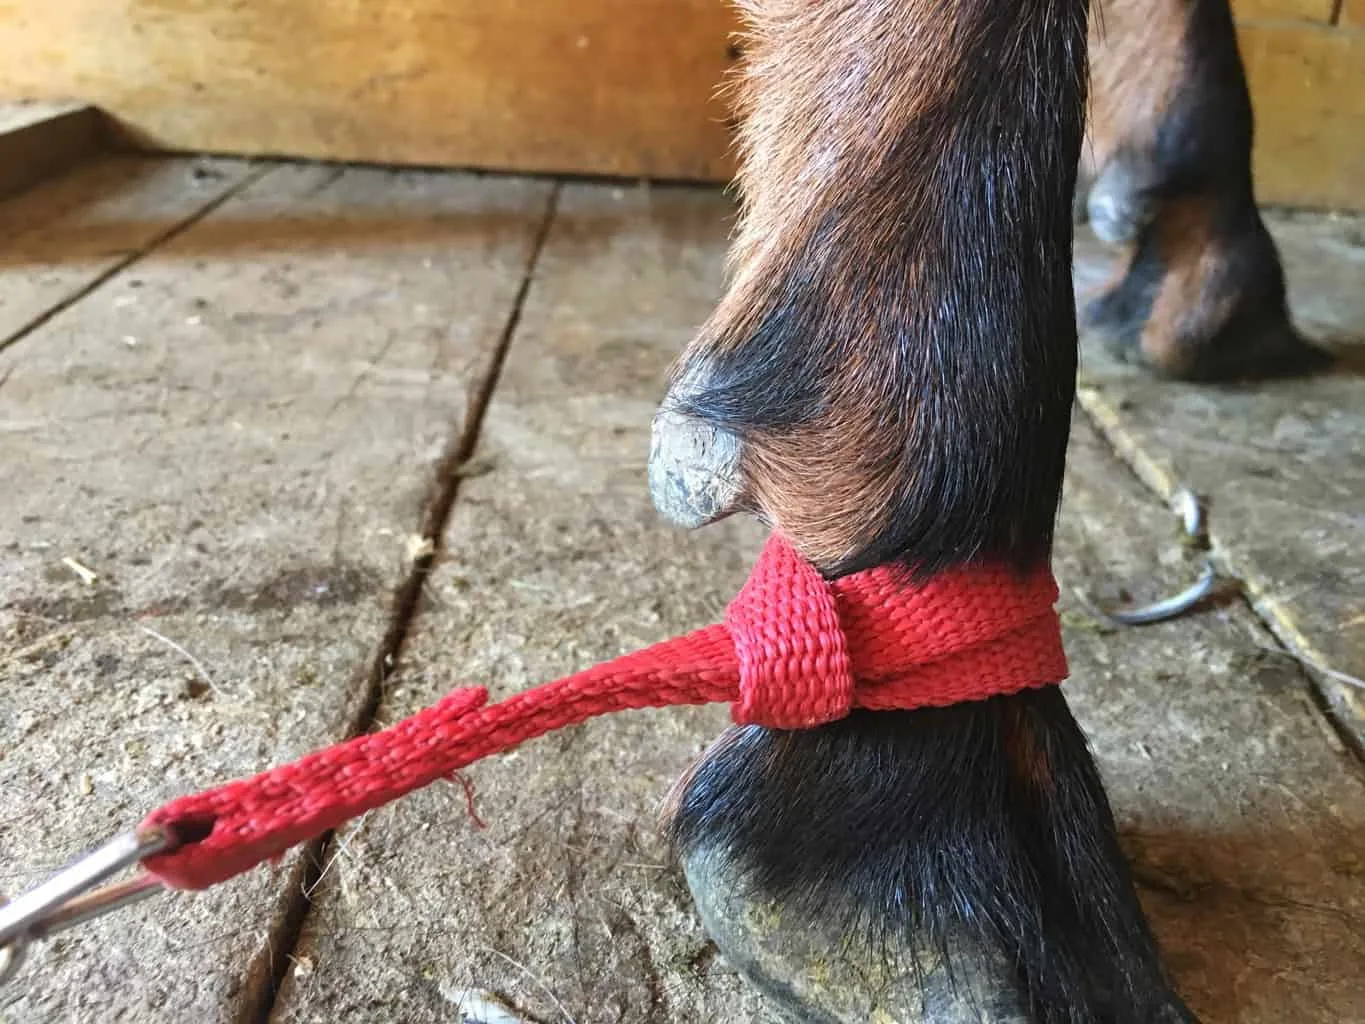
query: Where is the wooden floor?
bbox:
[1,157,1363,1023]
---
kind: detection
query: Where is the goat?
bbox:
[643,0,1303,1019]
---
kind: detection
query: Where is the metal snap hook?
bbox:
[0,897,27,988]
[0,826,175,988]
[1089,485,1220,627]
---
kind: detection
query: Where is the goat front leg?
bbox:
[650,1,1197,1021]
[1077,0,1331,381]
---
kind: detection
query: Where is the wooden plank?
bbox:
[1073,207,1365,751]
[0,0,740,182]
[0,165,552,1020]
[1230,0,1336,21]
[1239,24,1365,210]
[0,101,104,199]
[1340,0,1365,27]
[0,156,252,347]
[269,182,1365,1023]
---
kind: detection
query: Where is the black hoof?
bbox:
[1150,319,1335,384]
[668,696,1200,1024]
[1084,284,1333,383]
[683,843,1033,1024]
[1081,202,1336,384]
[1081,283,1147,364]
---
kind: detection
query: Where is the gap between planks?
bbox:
[0,162,272,355]
[233,182,563,1024]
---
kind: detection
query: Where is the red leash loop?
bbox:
[728,538,855,728]
[140,535,1068,891]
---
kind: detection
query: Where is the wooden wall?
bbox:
[0,0,1360,210]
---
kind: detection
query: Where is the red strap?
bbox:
[140,535,1067,890]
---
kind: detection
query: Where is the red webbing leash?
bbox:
[137,534,1068,890]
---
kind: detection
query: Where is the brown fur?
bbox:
[1082,0,1190,180]
[676,0,969,568]
[1139,199,1234,373]
[1005,701,1056,796]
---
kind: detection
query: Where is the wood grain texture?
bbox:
[0,156,250,348]
[0,163,552,1020]
[0,0,741,181]
[0,2,1360,209]
[1240,24,1365,210]
[1229,0,1336,21]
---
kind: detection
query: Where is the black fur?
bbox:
[1150,0,1254,198]
[671,691,1197,1023]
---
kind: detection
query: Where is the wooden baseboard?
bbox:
[1230,0,1336,21]
[0,3,1360,210]
[0,102,105,199]
[0,1,739,183]
[1239,23,1365,211]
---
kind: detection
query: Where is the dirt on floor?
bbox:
[1,158,1362,1024]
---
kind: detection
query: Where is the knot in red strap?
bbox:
[725,537,854,729]
[723,535,1066,730]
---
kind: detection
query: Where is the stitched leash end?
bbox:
[140,686,491,890]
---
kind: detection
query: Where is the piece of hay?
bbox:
[61,556,99,585]
[441,988,539,1024]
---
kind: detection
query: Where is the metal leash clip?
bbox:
[0,826,175,987]
[1091,486,1220,627]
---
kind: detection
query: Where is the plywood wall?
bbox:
[0,0,741,181]
[0,0,1360,210]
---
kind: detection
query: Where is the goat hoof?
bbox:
[1142,319,1335,383]
[1084,296,1334,382]
[1080,286,1144,363]
[682,845,1032,1024]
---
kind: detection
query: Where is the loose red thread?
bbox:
[450,771,486,831]
[140,534,1068,891]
